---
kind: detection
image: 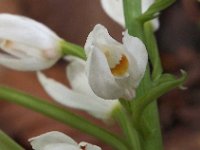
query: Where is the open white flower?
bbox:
[84,24,147,100]
[29,131,101,150]
[100,0,159,30]
[37,56,119,120]
[0,13,62,71]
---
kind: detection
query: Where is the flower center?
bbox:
[102,47,129,77]
[110,55,129,76]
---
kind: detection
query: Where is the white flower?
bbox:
[84,24,147,100]
[0,13,62,71]
[100,0,159,30]
[37,56,119,120]
[29,131,101,150]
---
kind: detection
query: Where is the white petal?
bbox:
[150,18,159,31]
[84,24,123,57]
[79,142,102,150]
[43,144,78,150]
[85,48,124,99]
[66,55,115,99]
[100,0,125,27]
[37,72,118,120]
[29,131,77,150]
[142,0,155,12]
[122,31,148,86]
[0,55,56,71]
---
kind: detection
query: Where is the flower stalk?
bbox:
[60,40,86,59]
[123,0,144,40]
[122,0,163,150]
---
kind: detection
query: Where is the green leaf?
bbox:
[137,0,176,23]
[0,130,24,150]
[133,70,187,121]
[153,73,176,85]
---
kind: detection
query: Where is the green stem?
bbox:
[0,130,24,150]
[123,1,164,150]
[0,86,128,150]
[113,107,142,150]
[140,102,163,150]
[144,23,163,80]
[132,21,176,150]
[138,15,164,150]
[60,40,86,59]
[123,0,144,40]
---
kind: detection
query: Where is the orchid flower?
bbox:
[0,13,62,71]
[29,131,101,150]
[100,0,159,30]
[84,24,148,100]
[37,56,119,121]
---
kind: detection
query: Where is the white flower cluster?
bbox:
[0,13,147,121]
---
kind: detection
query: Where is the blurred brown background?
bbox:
[0,0,200,150]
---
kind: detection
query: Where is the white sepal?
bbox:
[37,56,119,120]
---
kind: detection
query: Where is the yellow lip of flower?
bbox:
[102,47,129,77]
[110,54,129,76]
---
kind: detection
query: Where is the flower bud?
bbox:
[0,14,62,71]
